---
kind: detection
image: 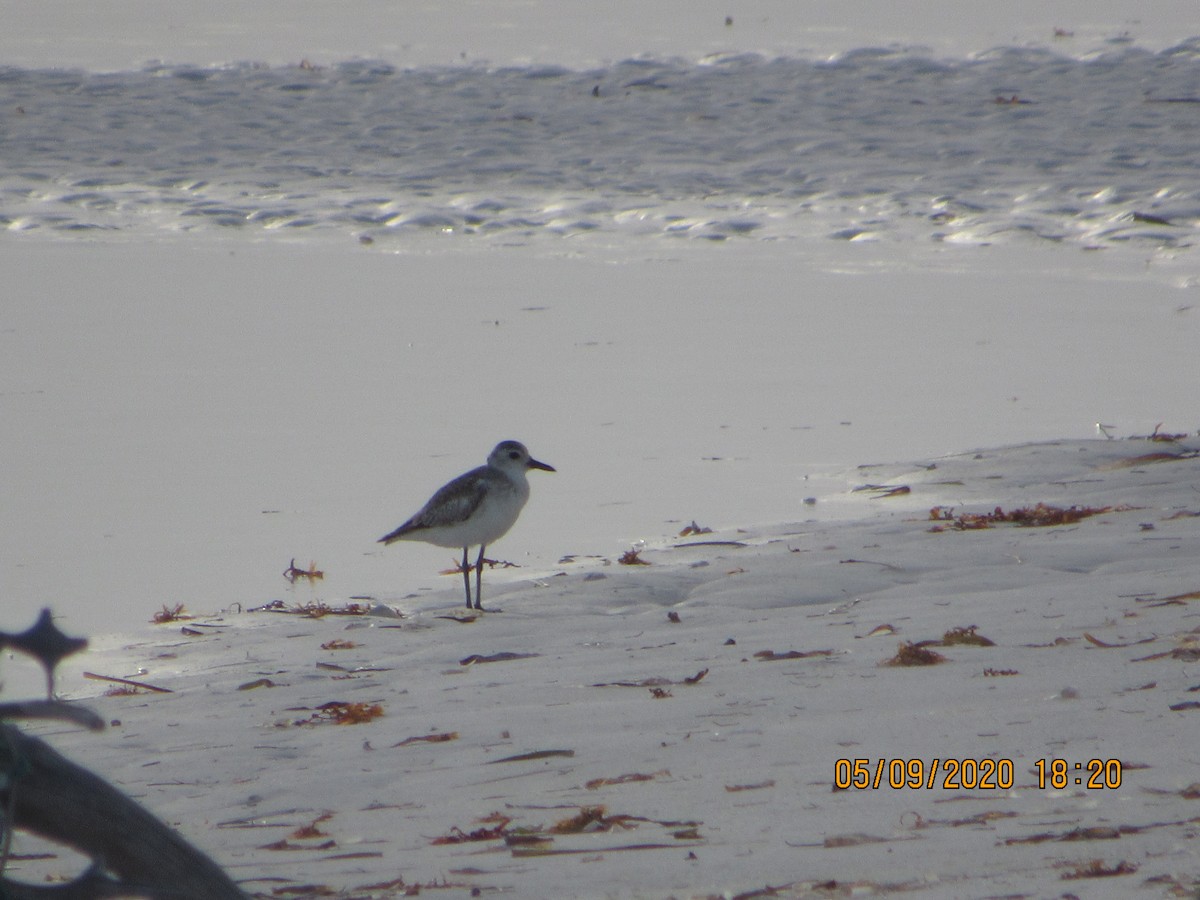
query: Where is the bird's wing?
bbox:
[377,468,491,543]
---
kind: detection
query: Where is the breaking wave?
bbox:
[2,39,1199,249]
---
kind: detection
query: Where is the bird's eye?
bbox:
[509,451,521,460]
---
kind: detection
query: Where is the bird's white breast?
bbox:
[411,471,529,549]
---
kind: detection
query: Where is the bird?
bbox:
[377,440,555,610]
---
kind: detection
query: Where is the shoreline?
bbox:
[1,0,1195,72]
[4,235,1197,645]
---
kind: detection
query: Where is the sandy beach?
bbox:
[15,433,1200,899]
[3,1,1200,897]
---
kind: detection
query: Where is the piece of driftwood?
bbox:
[0,700,104,731]
[0,861,129,899]
[1,609,247,897]
[0,722,249,899]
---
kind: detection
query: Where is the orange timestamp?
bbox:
[1034,758,1123,789]
[835,758,1014,790]
[834,758,1123,790]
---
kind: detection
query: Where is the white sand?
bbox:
[4,238,1197,643]
[19,434,1200,899]
[4,2,1200,897]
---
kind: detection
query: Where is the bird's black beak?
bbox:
[528,457,556,473]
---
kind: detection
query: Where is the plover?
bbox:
[377,440,555,610]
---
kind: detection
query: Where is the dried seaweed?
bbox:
[259,838,336,852]
[678,520,713,537]
[618,547,651,565]
[250,599,369,617]
[550,806,641,834]
[1059,859,1138,880]
[290,814,333,839]
[940,626,994,646]
[883,642,947,667]
[353,876,473,894]
[392,731,458,748]
[431,814,511,845]
[269,884,337,896]
[151,603,193,624]
[103,686,146,697]
[292,701,384,726]
[282,558,324,583]
[1146,874,1200,898]
[439,556,518,575]
[929,503,1121,531]
[320,639,357,651]
[1136,423,1190,442]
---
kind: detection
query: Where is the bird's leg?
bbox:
[460,547,472,608]
[474,545,487,610]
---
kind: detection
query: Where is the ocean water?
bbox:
[2,39,1199,250]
